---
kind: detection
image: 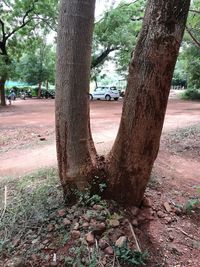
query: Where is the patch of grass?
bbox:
[0,168,63,255]
[163,125,200,157]
[184,199,200,213]
[148,173,160,189]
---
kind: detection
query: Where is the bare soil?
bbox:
[0,94,200,266]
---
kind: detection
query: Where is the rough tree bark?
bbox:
[106,0,191,206]
[55,0,97,201]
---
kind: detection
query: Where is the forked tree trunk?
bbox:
[0,78,6,106]
[106,0,191,206]
[56,0,96,200]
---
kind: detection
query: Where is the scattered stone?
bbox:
[109,219,120,227]
[82,222,89,229]
[63,218,71,226]
[99,239,108,250]
[142,197,152,207]
[137,215,146,223]
[130,206,140,216]
[58,209,66,217]
[192,240,200,249]
[38,243,45,250]
[31,238,39,244]
[163,202,172,213]
[169,234,174,241]
[115,236,127,247]
[83,214,90,222]
[94,222,106,232]
[174,207,182,215]
[13,238,20,247]
[90,218,97,226]
[49,262,57,267]
[4,257,26,267]
[42,239,49,245]
[169,244,182,255]
[157,211,165,218]
[71,230,81,239]
[132,219,138,227]
[74,211,82,218]
[73,222,79,230]
[47,224,54,232]
[104,246,114,255]
[30,254,38,262]
[86,232,95,245]
[96,215,106,222]
[165,216,173,224]
[93,204,103,211]
[39,137,46,141]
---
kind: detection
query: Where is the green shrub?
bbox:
[181,88,200,100]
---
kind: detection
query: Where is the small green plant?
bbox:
[184,187,200,213]
[115,244,148,266]
[76,175,107,207]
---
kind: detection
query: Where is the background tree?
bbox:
[0,0,58,105]
[56,0,191,206]
[172,0,200,90]
[15,39,56,97]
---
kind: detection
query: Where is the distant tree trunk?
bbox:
[94,76,98,88]
[38,81,42,98]
[0,78,6,106]
[46,80,49,91]
[56,0,96,201]
[106,0,191,206]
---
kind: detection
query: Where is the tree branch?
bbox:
[91,46,119,69]
[189,9,200,14]
[0,18,6,41]
[186,25,200,49]
[5,0,39,40]
[32,14,57,32]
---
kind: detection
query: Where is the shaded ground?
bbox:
[0,95,200,266]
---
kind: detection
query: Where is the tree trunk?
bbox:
[0,78,6,106]
[106,0,191,206]
[55,0,96,200]
[38,81,42,98]
[46,80,49,91]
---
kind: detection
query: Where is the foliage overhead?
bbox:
[92,0,145,77]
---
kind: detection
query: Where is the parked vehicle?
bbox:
[119,90,125,97]
[26,90,32,98]
[41,89,55,99]
[19,91,26,100]
[89,86,119,101]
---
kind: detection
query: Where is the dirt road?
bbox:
[0,97,200,178]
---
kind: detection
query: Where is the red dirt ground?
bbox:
[0,95,200,266]
[0,96,200,178]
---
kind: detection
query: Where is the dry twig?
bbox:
[128,220,141,252]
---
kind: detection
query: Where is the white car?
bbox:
[89,86,120,101]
